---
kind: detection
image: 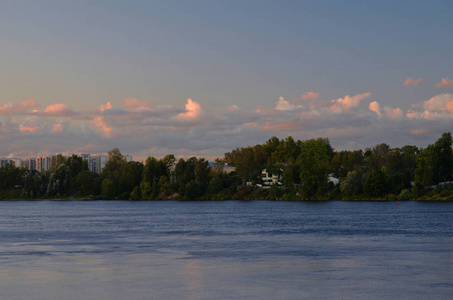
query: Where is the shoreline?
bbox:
[1,198,452,202]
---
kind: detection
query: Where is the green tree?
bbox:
[185,180,203,199]
[73,170,100,197]
[413,149,433,189]
[119,161,144,198]
[22,171,43,198]
[340,171,363,196]
[49,154,67,172]
[208,177,223,194]
[46,164,71,197]
[282,162,300,187]
[432,132,453,183]
[173,158,196,196]
[298,138,331,197]
[162,154,176,168]
[0,164,25,198]
[103,148,125,177]
[66,155,88,178]
[363,169,390,197]
[101,178,116,199]
[141,157,168,199]
[235,147,257,185]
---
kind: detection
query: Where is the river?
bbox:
[0,200,452,299]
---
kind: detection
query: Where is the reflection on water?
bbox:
[0,200,452,299]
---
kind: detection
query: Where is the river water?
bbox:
[0,200,452,299]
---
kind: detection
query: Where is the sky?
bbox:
[1,0,453,160]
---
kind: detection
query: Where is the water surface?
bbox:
[0,200,452,299]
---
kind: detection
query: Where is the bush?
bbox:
[397,189,412,201]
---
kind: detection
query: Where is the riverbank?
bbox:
[3,189,453,201]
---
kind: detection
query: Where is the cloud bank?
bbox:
[2,93,453,159]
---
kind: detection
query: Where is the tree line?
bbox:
[1,133,453,200]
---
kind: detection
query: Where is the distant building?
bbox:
[29,157,37,171]
[37,157,42,172]
[0,158,15,168]
[83,154,108,174]
[124,154,132,162]
[328,174,340,186]
[99,155,107,172]
[42,156,50,171]
[87,155,98,173]
[261,169,283,186]
[13,158,21,168]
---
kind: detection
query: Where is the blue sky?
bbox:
[1,1,453,159]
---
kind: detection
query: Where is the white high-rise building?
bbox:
[88,155,98,173]
[14,158,21,168]
[85,154,108,174]
[42,156,50,171]
[37,157,43,172]
[29,157,37,170]
[0,158,15,168]
[98,155,107,173]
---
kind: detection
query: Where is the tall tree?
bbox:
[141,157,167,199]
[235,147,257,185]
[119,161,144,198]
[298,138,331,197]
[103,148,124,176]
[432,132,453,183]
[66,155,88,178]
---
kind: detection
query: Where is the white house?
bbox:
[261,169,283,186]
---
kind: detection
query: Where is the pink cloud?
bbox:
[403,77,423,86]
[99,102,113,112]
[423,94,453,112]
[300,91,320,101]
[406,109,449,120]
[255,105,278,115]
[435,77,453,88]
[123,98,152,112]
[36,103,74,117]
[177,98,203,120]
[406,94,453,120]
[51,123,64,134]
[383,107,403,120]
[91,116,115,138]
[327,92,371,113]
[19,124,40,133]
[0,99,38,115]
[369,101,381,117]
[406,109,423,119]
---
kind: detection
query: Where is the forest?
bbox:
[1,132,453,201]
